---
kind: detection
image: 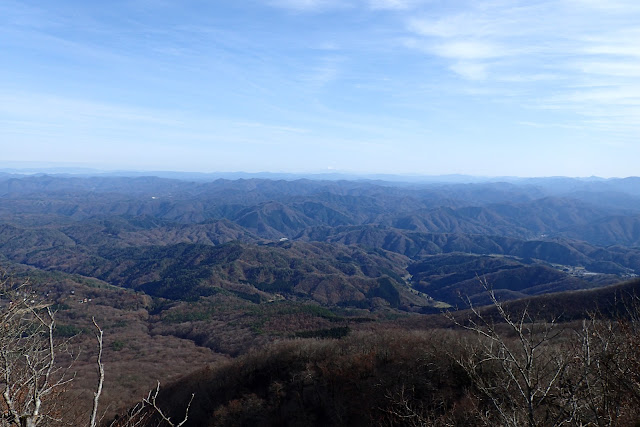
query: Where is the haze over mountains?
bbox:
[1,173,639,309]
[3,172,640,425]
[5,0,640,422]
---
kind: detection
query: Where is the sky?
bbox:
[1,0,639,177]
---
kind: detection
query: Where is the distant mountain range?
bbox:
[1,173,639,310]
[5,171,640,425]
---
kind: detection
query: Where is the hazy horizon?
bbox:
[2,1,639,177]
[1,160,637,181]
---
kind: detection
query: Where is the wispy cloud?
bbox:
[396,0,640,135]
[4,0,640,175]
[332,0,640,142]
[267,0,351,12]
[430,40,507,60]
[449,62,488,81]
[268,0,427,12]
[300,54,349,90]
[368,0,425,10]
[564,0,640,13]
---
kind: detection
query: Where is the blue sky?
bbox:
[1,0,639,177]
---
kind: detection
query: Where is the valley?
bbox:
[1,173,640,425]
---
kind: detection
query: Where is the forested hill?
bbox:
[1,174,639,309]
[2,173,640,425]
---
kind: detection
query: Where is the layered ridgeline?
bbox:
[2,173,640,425]
[1,174,639,309]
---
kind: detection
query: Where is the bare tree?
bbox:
[574,297,640,426]
[1,272,194,427]
[89,318,105,427]
[108,382,193,427]
[0,275,74,427]
[383,385,432,427]
[448,278,575,427]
